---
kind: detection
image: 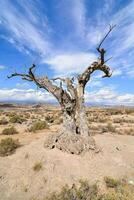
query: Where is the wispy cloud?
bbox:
[46,52,96,75]
[0,0,134,78]
[0,88,54,103]
[0,0,52,57]
[0,65,6,70]
[85,87,134,106]
[0,87,133,106]
[0,0,133,106]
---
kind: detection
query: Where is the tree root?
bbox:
[44,132,96,155]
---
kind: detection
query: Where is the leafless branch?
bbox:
[96,24,116,65]
[8,64,73,105]
[97,24,116,50]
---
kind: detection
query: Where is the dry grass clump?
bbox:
[46,180,98,200]
[104,176,121,188]
[102,122,116,133]
[106,108,124,115]
[114,118,134,124]
[29,120,48,132]
[2,126,19,135]
[117,128,134,136]
[0,138,20,156]
[46,178,134,200]
[125,108,134,115]
[125,128,134,135]
[103,177,134,200]
[33,161,43,171]
[0,117,8,125]
[9,114,26,124]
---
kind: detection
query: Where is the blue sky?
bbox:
[0,0,134,105]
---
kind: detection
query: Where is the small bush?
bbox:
[2,126,18,135]
[9,115,26,124]
[0,138,20,156]
[104,177,121,188]
[33,162,43,171]
[29,120,48,132]
[102,122,116,133]
[45,115,54,123]
[46,180,98,200]
[0,118,8,125]
[107,122,116,132]
[46,178,134,200]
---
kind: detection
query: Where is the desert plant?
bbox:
[9,115,26,124]
[107,122,116,132]
[0,118,8,125]
[46,180,98,200]
[0,138,20,156]
[33,162,43,171]
[102,122,116,133]
[29,120,48,132]
[2,126,18,135]
[46,178,134,200]
[104,176,121,188]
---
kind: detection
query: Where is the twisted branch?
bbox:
[78,24,115,86]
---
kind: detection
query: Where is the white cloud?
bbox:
[0,0,134,80]
[112,69,122,77]
[46,52,96,75]
[0,0,52,56]
[0,87,133,106]
[85,87,134,106]
[0,89,54,103]
[0,65,6,70]
[70,0,86,36]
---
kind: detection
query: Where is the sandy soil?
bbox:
[0,131,134,200]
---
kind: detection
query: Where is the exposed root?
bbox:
[44,132,96,155]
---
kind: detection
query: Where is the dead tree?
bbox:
[8,25,115,137]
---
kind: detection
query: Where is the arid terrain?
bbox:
[0,104,134,200]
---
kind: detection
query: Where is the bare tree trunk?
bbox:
[61,105,77,134]
[75,83,89,137]
[60,83,89,136]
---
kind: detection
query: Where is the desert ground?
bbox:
[0,103,134,200]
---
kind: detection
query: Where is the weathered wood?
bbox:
[8,25,115,137]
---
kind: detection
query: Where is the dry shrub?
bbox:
[102,122,116,133]
[125,108,134,115]
[104,177,121,188]
[0,118,8,125]
[9,115,26,124]
[29,120,48,132]
[107,108,124,115]
[0,138,20,156]
[117,128,134,136]
[46,180,98,200]
[33,161,43,171]
[46,178,134,200]
[2,126,18,135]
